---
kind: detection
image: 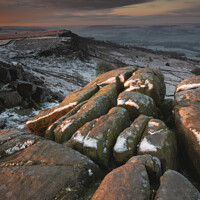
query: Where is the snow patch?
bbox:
[73,132,85,143]
[139,138,157,152]
[189,128,200,144]
[176,83,200,93]
[5,139,35,155]
[125,100,139,109]
[88,169,93,176]
[60,120,73,132]
[114,136,128,153]
[83,135,98,149]
[117,99,126,105]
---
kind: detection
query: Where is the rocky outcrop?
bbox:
[68,107,130,168]
[26,67,178,172]
[174,75,200,178]
[26,66,137,136]
[155,170,200,200]
[0,61,49,112]
[0,129,101,200]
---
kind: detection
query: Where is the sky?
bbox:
[0,0,200,26]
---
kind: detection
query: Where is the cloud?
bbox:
[0,0,155,11]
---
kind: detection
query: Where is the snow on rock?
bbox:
[139,138,157,152]
[4,139,35,155]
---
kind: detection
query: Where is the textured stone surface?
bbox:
[127,154,162,182]
[92,163,150,200]
[138,119,178,171]
[113,115,151,164]
[155,170,200,200]
[117,91,157,120]
[124,68,166,106]
[0,129,101,200]
[68,107,130,168]
[174,76,200,178]
[54,84,118,143]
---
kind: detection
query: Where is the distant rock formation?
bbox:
[0,61,49,112]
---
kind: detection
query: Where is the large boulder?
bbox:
[124,68,166,106]
[113,115,151,164]
[117,91,157,120]
[26,66,136,137]
[92,163,150,200]
[138,119,178,171]
[174,76,200,178]
[0,129,101,200]
[155,170,200,200]
[54,84,118,143]
[68,107,131,168]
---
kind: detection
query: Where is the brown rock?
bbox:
[155,170,200,200]
[0,129,101,200]
[174,76,200,178]
[92,163,150,200]
[124,68,166,106]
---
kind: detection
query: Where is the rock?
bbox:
[0,66,11,82]
[44,101,87,140]
[138,119,178,171]
[26,66,136,137]
[155,170,200,200]
[174,76,200,178]
[17,80,37,98]
[0,90,22,108]
[26,84,99,136]
[68,107,131,168]
[9,66,23,81]
[113,115,151,164]
[92,163,150,200]
[124,68,166,106]
[54,84,118,143]
[117,91,157,120]
[88,65,137,90]
[127,154,162,182]
[31,86,47,102]
[0,129,101,200]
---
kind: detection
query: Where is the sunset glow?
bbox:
[0,0,200,26]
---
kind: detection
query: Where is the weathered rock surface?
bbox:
[0,129,101,200]
[68,107,130,168]
[54,84,118,143]
[113,115,151,164]
[127,154,162,182]
[155,170,200,200]
[138,119,177,171]
[92,163,150,200]
[124,68,166,106]
[117,91,157,120]
[26,66,136,136]
[174,75,200,178]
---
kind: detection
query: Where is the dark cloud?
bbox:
[0,0,155,10]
